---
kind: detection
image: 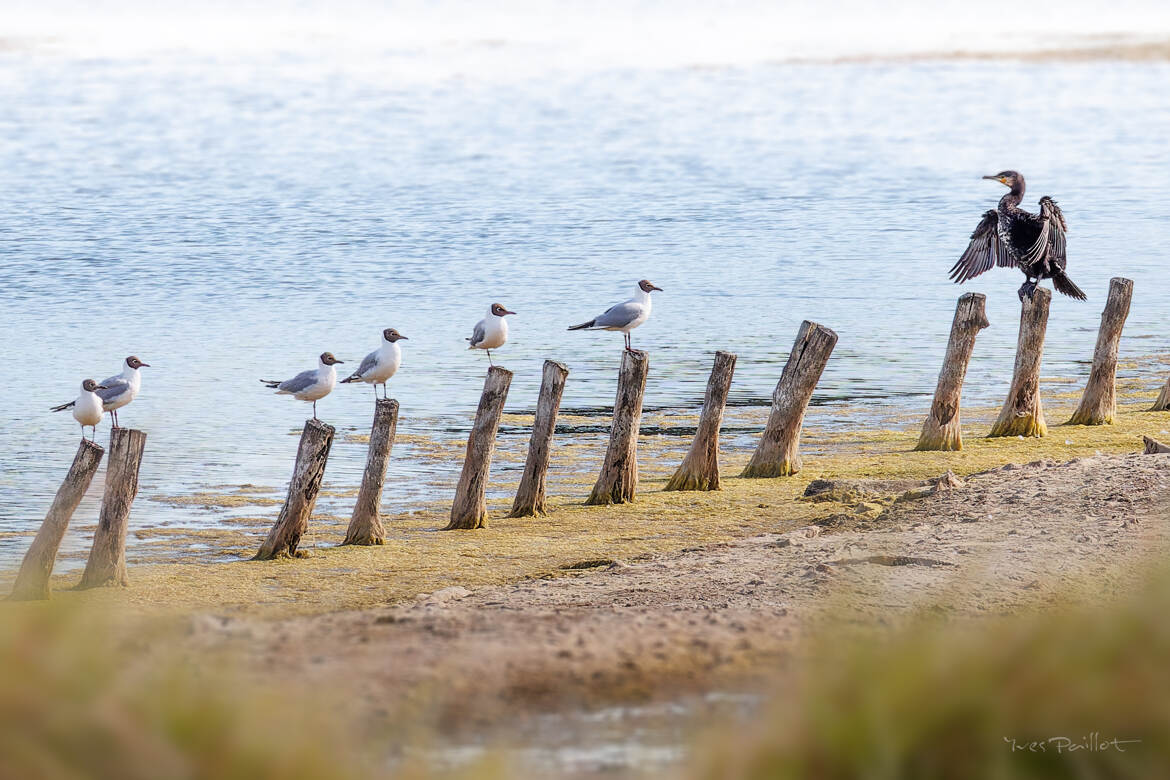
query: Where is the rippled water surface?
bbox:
[2,2,1170,561]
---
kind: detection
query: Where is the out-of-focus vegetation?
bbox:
[692,567,1170,780]
[0,604,373,780]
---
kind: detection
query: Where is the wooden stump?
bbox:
[587,349,649,506]
[343,399,399,545]
[989,287,1051,438]
[1143,436,1170,455]
[1151,376,1170,412]
[915,294,990,451]
[254,419,335,560]
[1068,277,1134,426]
[743,322,837,478]
[446,367,513,530]
[665,351,737,491]
[8,440,104,601]
[77,429,147,589]
[510,360,569,517]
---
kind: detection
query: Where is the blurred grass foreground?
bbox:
[3,565,1170,778]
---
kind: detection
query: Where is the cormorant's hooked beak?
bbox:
[982,175,1008,186]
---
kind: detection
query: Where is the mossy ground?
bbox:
[6,385,1165,619]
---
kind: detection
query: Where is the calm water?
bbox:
[2,3,1170,562]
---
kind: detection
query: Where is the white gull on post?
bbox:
[50,378,109,440]
[261,352,344,420]
[467,303,515,367]
[568,279,662,351]
[341,327,407,399]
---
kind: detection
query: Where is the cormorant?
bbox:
[950,171,1086,302]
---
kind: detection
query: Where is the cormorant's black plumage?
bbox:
[950,171,1086,302]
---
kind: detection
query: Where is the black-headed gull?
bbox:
[467,303,515,367]
[50,378,109,441]
[341,327,407,399]
[568,279,662,351]
[261,352,344,420]
[97,355,150,429]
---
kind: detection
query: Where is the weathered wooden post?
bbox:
[915,294,990,451]
[77,428,147,589]
[587,349,649,505]
[665,351,737,491]
[743,321,837,478]
[1068,277,1134,426]
[343,399,399,545]
[1150,376,1170,412]
[446,367,513,530]
[509,360,569,517]
[8,440,104,600]
[989,287,1051,438]
[254,419,335,560]
[1144,436,1170,454]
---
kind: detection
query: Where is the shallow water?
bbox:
[2,2,1170,562]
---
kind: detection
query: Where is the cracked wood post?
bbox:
[916,293,990,451]
[1069,277,1134,426]
[254,419,335,560]
[343,399,399,545]
[77,428,147,589]
[989,287,1051,438]
[1144,436,1170,455]
[8,440,104,601]
[510,360,569,517]
[743,321,837,477]
[446,366,513,529]
[587,349,649,505]
[665,350,737,491]
[1151,376,1170,412]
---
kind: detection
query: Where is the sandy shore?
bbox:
[184,451,1170,750]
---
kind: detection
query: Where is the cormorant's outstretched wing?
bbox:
[949,210,1014,284]
[1027,196,1068,270]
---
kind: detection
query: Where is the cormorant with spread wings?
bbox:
[950,171,1086,302]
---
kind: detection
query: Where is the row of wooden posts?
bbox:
[9,276,1167,600]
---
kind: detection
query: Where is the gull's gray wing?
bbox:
[354,349,379,379]
[468,321,486,348]
[278,369,318,394]
[592,300,644,329]
[96,376,131,403]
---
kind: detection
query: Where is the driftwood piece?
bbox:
[1143,436,1170,455]
[665,351,737,491]
[743,321,838,478]
[1151,376,1170,412]
[1069,277,1134,425]
[254,419,335,560]
[447,367,513,530]
[915,293,990,451]
[8,440,105,601]
[510,361,569,517]
[343,399,399,545]
[77,428,147,589]
[989,287,1051,438]
[587,349,649,505]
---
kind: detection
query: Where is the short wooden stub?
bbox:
[8,440,105,601]
[77,428,147,589]
[915,294,990,451]
[446,366,514,530]
[666,351,737,491]
[343,399,399,545]
[743,321,838,478]
[510,360,569,517]
[587,349,649,506]
[1143,436,1170,455]
[254,419,335,560]
[989,287,1051,438]
[1069,277,1134,426]
[1151,376,1170,412]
